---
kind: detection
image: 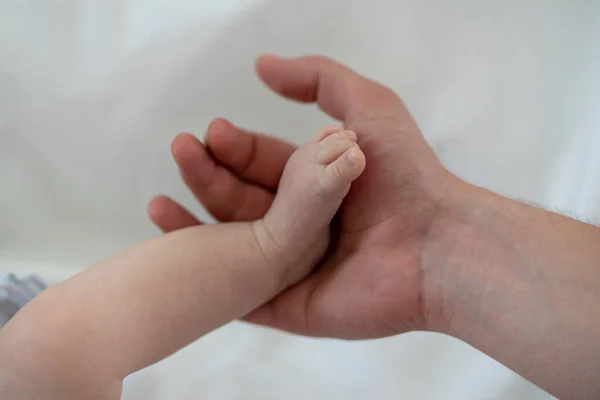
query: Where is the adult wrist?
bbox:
[419,176,495,334]
[419,176,600,399]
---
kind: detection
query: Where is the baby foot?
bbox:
[254,126,366,286]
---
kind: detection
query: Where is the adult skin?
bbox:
[150,54,600,400]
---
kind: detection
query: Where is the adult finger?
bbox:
[204,118,296,190]
[255,54,403,123]
[243,274,320,337]
[148,195,202,233]
[171,133,274,222]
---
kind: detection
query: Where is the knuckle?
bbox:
[239,134,257,175]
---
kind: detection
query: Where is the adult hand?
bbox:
[149,54,453,339]
[150,55,600,399]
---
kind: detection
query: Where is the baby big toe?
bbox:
[318,144,366,195]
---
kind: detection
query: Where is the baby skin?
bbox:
[0,126,365,400]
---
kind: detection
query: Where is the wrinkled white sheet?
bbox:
[2,1,600,398]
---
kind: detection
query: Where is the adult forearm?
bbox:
[423,178,600,400]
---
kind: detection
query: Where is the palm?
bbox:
[150,55,448,339]
[254,115,447,338]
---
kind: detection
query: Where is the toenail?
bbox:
[342,130,357,140]
[346,148,358,166]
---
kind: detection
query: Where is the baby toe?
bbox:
[317,130,358,164]
[311,126,345,143]
[318,144,366,195]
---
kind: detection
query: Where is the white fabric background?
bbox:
[2,0,599,398]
